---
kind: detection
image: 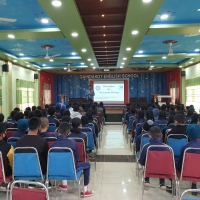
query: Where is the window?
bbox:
[169,82,177,105]
[16,80,34,111]
[43,83,51,106]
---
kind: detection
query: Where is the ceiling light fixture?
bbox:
[71,52,76,55]
[160,14,169,19]
[27,65,30,67]
[120,66,123,68]
[132,30,139,35]
[64,68,67,70]
[8,34,15,39]
[52,0,62,7]
[123,58,127,60]
[13,60,17,62]
[41,18,49,23]
[189,61,193,64]
[91,63,94,66]
[49,59,54,62]
[195,49,200,52]
[87,58,91,61]
[81,63,84,65]
[38,69,41,71]
[93,67,96,69]
[162,56,167,59]
[198,9,200,11]
[19,53,24,56]
[138,50,143,53]
[121,62,125,65]
[179,66,182,68]
[150,65,154,68]
[102,14,104,17]
[143,0,152,2]
[103,34,106,36]
[81,49,87,52]
[126,47,131,51]
[42,64,46,66]
[71,32,78,37]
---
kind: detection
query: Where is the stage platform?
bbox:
[105,107,124,123]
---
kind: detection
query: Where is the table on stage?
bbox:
[151,94,172,104]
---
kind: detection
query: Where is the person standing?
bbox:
[85,85,95,104]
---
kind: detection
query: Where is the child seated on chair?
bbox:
[139,126,168,190]
[38,118,53,138]
[50,122,94,197]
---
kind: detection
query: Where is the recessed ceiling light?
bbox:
[179,66,182,68]
[160,14,169,19]
[13,60,17,62]
[126,47,131,51]
[189,61,193,64]
[198,9,200,11]
[42,64,46,66]
[123,58,127,60]
[103,34,106,36]
[103,26,105,28]
[41,18,49,24]
[120,66,123,68]
[102,14,104,17]
[138,50,143,53]
[91,63,94,66]
[81,49,87,52]
[132,30,139,35]
[52,0,62,7]
[64,68,67,70]
[81,63,84,65]
[143,0,152,2]
[195,49,200,52]
[8,34,15,39]
[162,56,167,59]
[121,62,125,65]
[71,32,78,37]
[19,53,24,56]
[71,52,76,55]
[25,62,28,63]
[27,65,30,67]
[93,67,96,69]
[87,58,91,61]
[49,59,54,62]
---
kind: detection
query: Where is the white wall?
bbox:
[185,64,200,80]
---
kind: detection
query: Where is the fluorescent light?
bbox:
[71,32,78,37]
[81,63,84,65]
[143,0,152,2]
[121,62,125,65]
[120,66,123,68]
[126,47,131,51]
[38,69,41,71]
[160,14,169,19]
[93,67,96,69]
[81,49,87,52]
[8,34,15,39]
[42,64,46,66]
[195,49,200,52]
[138,50,143,53]
[49,59,54,62]
[27,65,30,67]
[162,56,167,59]
[87,58,91,61]
[19,53,24,56]
[123,58,127,60]
[41,18,49,24]
[198,9,200,11]
[132,30,138,35]
[52,0,62,7]
[150,65,154,68]
[91,63,94,66]
[71,52,76,55]
[179,66,182,68]
[13,60,17,62]
[189,61,193,64]
[64,68,67,70]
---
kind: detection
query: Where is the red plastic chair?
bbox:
[0,152,12,200]
[177,147,200,198]
[47,132,56,137]
[142,145,177,200]
[10,180,49,200]
[6,128,18,139]
[44,137,57,148]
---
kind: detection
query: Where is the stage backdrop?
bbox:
[54,73,167,104]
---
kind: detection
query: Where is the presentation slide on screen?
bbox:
[93,81,124,104]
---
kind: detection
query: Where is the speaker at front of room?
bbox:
[2,64,9,72]
[34,74,38,79]
[181,71,186,77]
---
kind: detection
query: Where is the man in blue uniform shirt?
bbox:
[47,107,60,127]
[85,85,95,104]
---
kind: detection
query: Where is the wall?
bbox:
[166,68,181,103]
[12,64,39,109]
[54,73,167,104]
[39,71,54,107]
[185,64,200,80]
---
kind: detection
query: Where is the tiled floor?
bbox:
[0,125,198,199]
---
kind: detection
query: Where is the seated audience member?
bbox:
[152,105,159,120]
[154,111,168,126]
[32,106,36,111]
[7,111,17,123]
[41,109,47,117]
[28,111,34,119]
[0,123,14,177]
[162,115,175,138]
[45,104,49,115]
[57,109,65,120]
[136,120,154,153]
[24,110,30,119]
[38,118,52,138]
[99,102,106,120]
[79,107,86,116]
[34,110,43,118]
[71,105,82,119]
[175,105,184,115]
[68,118,87,147]
[185,109,194,124]
[26,107,31,112]
[126,107,136,124]
[166,114,187,139]
[12,112,24,128]
[62,116,71,123]
[55,106,61,116]
[16,117,49,174]
[86,112,98,137]
[63,110,71,117]
[14,107,20,113]
[37,106,42,110]
[11,119,28,138]
[47,107,60,127]
[0,113,4,123]
[190,113,199,124]
[139,126,168,190]
[51,122,94,197]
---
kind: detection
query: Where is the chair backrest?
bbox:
[10,180,49,200]
[140,133,150,151]
[47,147,78,181]
[128,117,134,131]
[135,123,141,138]
[13,147,43,181]
[144,145,176,180]
[47,132,56,137]
[80,127,94,150]
[68,138,86,162]
[48,124,56,132]
[6,128,18,139]
[44,137,57,148]
[88,123,95,136]
[7,137,20,148]
[166,134,188,157]
[180,147,200,182]
[180,189,200,200]
[0,152,6,183]
[7,122,14,128]
[158,124,167,131]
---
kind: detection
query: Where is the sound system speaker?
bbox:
[181,71,186,77]
[2,64,9,72]
[34,74,38,79]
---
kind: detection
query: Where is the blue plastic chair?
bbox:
[13,147,44,181]
[127,117,134,132]
[180,189,200,200]
[48,123,56,132]
[46,147,83,200]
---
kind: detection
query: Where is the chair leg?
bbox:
[78,180,80,200]
[142,177,144,200]
[6,181,11,200]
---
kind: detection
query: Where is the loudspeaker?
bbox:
[2,64,9,72]
[181,71,186,77]
[34,74,38,79]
